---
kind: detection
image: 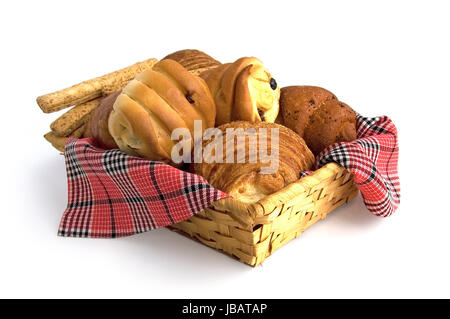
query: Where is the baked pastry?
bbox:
[84,91,120,149]
[162,49,221,76]
[200,57,280,126]
[36,58,158,113]
[280,86,356,155]
[108,59,216,162]
[280,86,337,137]
[193,121,314,203]
[303,99,357,154]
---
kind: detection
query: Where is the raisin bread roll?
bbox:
[280,86,356,155]
[193,121,314,203]
[200,57,280,126]
[108,59,215,162]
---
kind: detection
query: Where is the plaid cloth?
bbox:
[58,140,228,238]
[58,114,399,238]
[302,114,400,217]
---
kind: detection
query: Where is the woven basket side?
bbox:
[252,163,349,223]
[169,206,262,265]
[170,163,358,266]
[267,171,358,257]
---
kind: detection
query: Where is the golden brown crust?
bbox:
[135,67,198,135]
[44,124,86,152]
[199,63,229,86]
[221,58,261,116]
[188,66,219,76]
[234,65,257,122]
[84,91,120,149]
[274,112,284,125]
[280,86,337,137]
[110,93,172,159]
[200,63,230,125]
[108,59,216,162]
[153,59,215,128]
[304,100,356,155]
[162,49,221,72]
[44,132,67,152]
[200,57,280,126]
[280,85,356,155]
[193,121,314,203]
[37,58,158,113]
[51,98,100,136]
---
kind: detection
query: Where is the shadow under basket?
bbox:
[169,162,359,266]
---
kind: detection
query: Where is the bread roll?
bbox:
[280,86,337,137]
[200,57,280,126]
[108,59,216,162]
[162,49,221,75]
[304,99,357,154]
[193,121,314,203]
[84,91,120,149]
[280,86,356,155]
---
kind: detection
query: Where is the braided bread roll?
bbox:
[199,57,280,126]
[108,59,215,161]
[193,121,314,203]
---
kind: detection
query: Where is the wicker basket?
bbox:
[37,58,359,266]
[169,162,358,266]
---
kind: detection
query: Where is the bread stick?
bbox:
[44,131,67,152]
[37,58,158,113]
[44,124,87,152]
[50,98,100,136]
[99,58,157,94]
[102,80,130,95]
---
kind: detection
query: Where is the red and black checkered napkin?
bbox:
[58,114,399,238]
[302,114,400,217]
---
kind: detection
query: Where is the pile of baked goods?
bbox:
[37,49,357,204]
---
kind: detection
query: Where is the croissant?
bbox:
[193,121,314,203]
[280,86,356,155]
[199,57,280,126]
[107,59,216,161]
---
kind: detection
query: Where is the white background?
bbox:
[1,0,449,298]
